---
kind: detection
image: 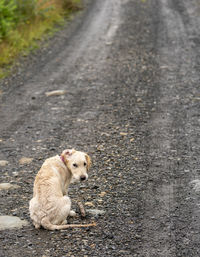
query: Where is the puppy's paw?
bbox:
[61,220,67,225]
[34,223,41,229]
[69,210,76,217]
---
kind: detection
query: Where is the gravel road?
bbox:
[0,0,200,256]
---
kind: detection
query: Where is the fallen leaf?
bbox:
[130,138,135,142]
[120,132,128,136]
[85,202,95,207]
[19,157,33,165]
[99,192,106,197]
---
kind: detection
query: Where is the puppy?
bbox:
[29,149,95,230]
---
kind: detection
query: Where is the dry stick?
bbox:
[78,201,86,217]
[62,223,96,228]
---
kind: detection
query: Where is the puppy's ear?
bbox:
[85,154,91,171]
[62,149,76,157]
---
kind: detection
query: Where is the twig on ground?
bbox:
[78,201,86,217]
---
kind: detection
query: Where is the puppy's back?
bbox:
[33,155,63,198]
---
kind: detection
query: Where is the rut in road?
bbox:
[138,0,200,256]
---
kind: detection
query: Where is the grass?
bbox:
[0,0,82,79]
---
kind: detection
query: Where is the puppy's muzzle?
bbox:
[80,175,86,181]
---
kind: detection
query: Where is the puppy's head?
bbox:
[61,149,91,183]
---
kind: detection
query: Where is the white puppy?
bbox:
[29,149,95,230]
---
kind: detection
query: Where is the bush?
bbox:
[0,0,53,40]
[0,0,17,40]
[60,0,81,11]
[16,0,53,21]
[16,0,37,20]
[0,0,81,78]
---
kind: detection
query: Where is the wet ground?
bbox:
[0,0,200,256]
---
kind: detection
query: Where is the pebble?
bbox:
[86,209,106,217]
[45,90,67,97]
[0,183,20,190]
[0,160,9,167]
[0,216,28,230]
[191,179,200,192]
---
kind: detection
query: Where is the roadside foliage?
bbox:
[0,0,81,78]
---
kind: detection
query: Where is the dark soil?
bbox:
[0,0,200,256]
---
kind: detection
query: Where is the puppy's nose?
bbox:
[80,175,86,181]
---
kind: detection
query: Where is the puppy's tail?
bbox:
[41,218,96,230]
[53,223,97,230]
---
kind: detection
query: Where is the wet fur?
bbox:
[29,149,91,230]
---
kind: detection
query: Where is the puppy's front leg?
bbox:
[61,220,67,225]
[63,187,68,196]
[63,195,76,217]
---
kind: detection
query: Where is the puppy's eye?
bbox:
[84,162,87,166]
[73,163,78,168]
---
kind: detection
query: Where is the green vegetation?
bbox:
[0,0,81,78]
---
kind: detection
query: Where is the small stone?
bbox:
[97,145,104,151]
[0,183,20,190]
[92,185,99,189]
[191,179,200,192]
[135,234,141,239]
[99,192,106,197]
[106,42,112,45]
[0,216,28,230]
[87,209,106,216]
[0,160,9,167]
[13,171,19,177]
[45,90,67,97]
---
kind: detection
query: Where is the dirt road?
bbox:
[0,0,200,256]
